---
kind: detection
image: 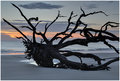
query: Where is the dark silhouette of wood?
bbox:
[3,3,119,70]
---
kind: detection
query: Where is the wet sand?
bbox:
[1,54,119,80]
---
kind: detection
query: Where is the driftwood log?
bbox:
[3,3,119,70]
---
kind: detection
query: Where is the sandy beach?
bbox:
[1,54,119,80]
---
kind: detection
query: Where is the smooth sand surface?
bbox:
[1,55,119,80]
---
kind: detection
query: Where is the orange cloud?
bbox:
[1,30,32,38]
[7,53,24,55]
[1,30,83,39]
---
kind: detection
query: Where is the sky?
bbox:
[1,1,119,41]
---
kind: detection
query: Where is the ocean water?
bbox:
[1,40,25,55]
[1,40,119,55]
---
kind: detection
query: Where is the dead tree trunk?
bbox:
[3,3,119,70]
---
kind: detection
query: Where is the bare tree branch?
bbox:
[62,51,102,65]
[12,3,37,43]
[47,11,60,28]
[35,32,49,44]
[16,36,26,41]
[44,23,48,35]
[58,9,108,45]
[50,11,75,42]
[35,21,42,27]
[11,3,28,21]
[58,39,88,48]
[104,40,119,54]
[20,26,33,30]
[3,18,31,42]
[101,21,119,31]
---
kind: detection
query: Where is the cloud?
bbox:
[13,20,26,22]
[107,1,114,3]
[1,33,17,41]
[19,2,63,9]
[85,4,97,9]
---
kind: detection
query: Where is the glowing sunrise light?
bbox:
[1,30,84,39]
[1,30,32,38]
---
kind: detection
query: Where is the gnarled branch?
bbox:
[3,18,31,42]
[61,51,102,65]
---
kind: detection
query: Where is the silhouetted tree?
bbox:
[3,4,119,70]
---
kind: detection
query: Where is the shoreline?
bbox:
[1,54,119,80]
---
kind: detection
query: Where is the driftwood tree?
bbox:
[3,4,119,70]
